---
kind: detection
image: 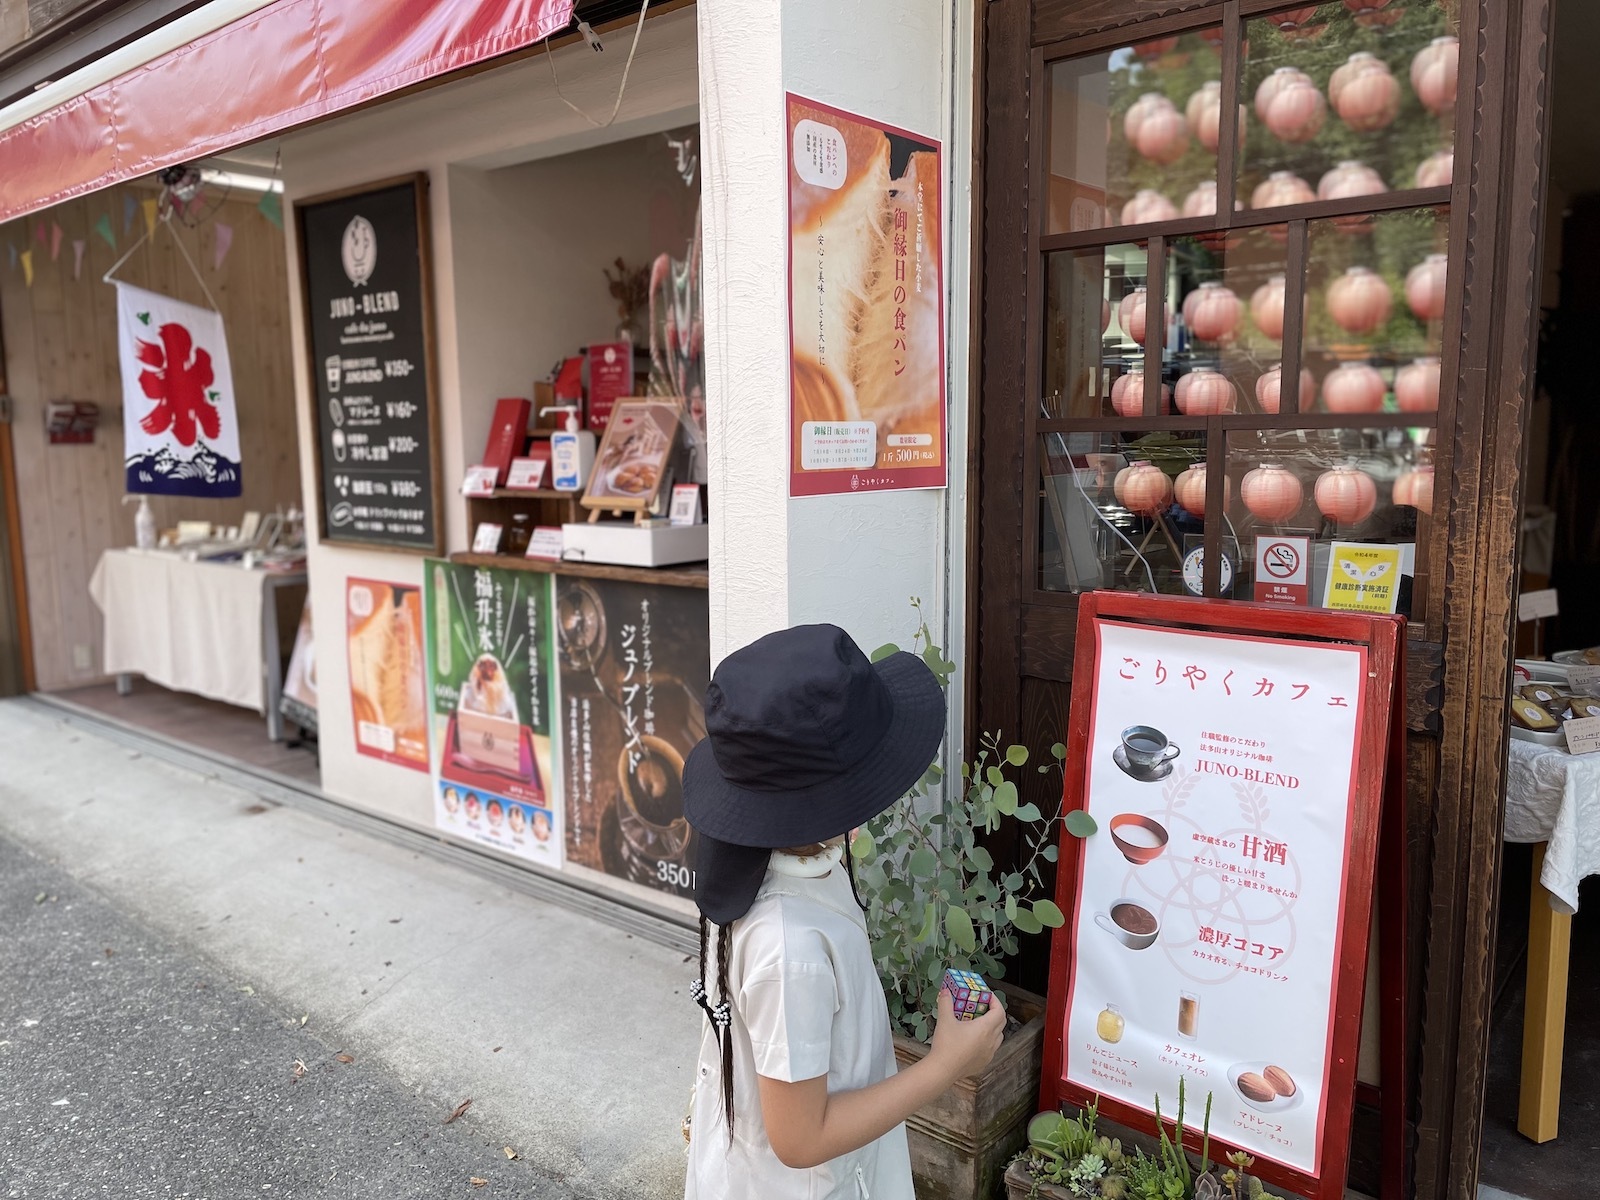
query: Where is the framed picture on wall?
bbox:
[295,173,444,554]
[580,398,682,513]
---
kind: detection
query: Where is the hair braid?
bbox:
[716,922,735,1140]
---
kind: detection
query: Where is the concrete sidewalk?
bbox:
[0,698,698,1199]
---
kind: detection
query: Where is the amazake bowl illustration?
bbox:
[1110,813,1170,865]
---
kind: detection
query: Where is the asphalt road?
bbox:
[0,833,586,1200]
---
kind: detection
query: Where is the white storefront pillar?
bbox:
[698,0,973,709]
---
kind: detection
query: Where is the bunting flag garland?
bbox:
[72,239,86,280]
[257,190,283,230]
[213,223,234,271]
[50,223,63,262]
[141,198,158,237]
[94,214,116,250]
[124,194,137,234]
[21,250,33,288]
[34,220,46,245]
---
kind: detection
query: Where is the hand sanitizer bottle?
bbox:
[540,405,595,492]
[123,494,156,549]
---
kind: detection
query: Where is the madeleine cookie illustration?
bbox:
[1264,1066,1297,1098]
[1237,1072,1276,1104]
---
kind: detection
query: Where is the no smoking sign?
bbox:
[1254,535,1310,607]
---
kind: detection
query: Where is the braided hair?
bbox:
[694,914,737,1141]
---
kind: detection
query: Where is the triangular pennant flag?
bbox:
[50,223,63,262]
[21,250,33,288]
[213,222,234,271]
[123,194,137,234]
[94,213,116,250]
[72,239,86,280]
[141,198,158,237]
[34,221,46,245]
[257,190,283,230]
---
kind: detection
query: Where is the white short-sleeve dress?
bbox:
[684,848,915,1200]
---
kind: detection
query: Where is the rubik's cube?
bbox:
[943,968,993,1021]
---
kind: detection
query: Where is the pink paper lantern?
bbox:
[1118,287,1149,345]
[1113,464,1135,505]
[1273,6,1323,33]
[1315,465,1379,524]
[1394,465,1436,515]
[1319,161,1388,234]
[1262,76,1326,144]
[1321,362,1387,413]
[1102,297,1112,335]
[1124,93,1176,145]
[1135,106,1191,165]
[1174,464,1229,518]
[1335,66,1401,132]
[1174,367,1236,415]
[1396,356,1442,413]
[1120,189,1178,227]
[1241,465,1304,523]
[1251,170,1315,210]
[1121,462,1173,516]
[1328,52,1384,107]
[1415,149,1455,189]
[1110,370,1172,417]
[1186,81,1246,153]
[1251,275,1288,340]
[1187,282,1242,343]
[1411,36,1459,115]
[1182,181,1219,218]
[1255,67,1312,122]
[1405,253,1449,322]
[1345,0,1400,27]
[1255,364,1315,414]
[1326,267,1393,336]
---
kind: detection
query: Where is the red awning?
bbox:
[0,0,574,224]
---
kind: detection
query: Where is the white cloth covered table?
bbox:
[1504,736,1600,913]
[88,549,291,715]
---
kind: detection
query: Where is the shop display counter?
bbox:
[448,552,708,589]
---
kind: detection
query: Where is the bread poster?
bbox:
[345,579,428,771]
[786,94,946,496]
[422,561,560,868]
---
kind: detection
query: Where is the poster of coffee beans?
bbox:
[555,578,708,899]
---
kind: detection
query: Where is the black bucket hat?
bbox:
[684,623,946,924]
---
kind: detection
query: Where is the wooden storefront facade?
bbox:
[972,2,1552,1197]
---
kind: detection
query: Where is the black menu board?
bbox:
[297,175,441,553]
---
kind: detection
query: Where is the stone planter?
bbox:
[1004,1158,1072,1200]
[895,985,1046,1200]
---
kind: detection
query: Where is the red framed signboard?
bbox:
[784,93,948,497]
[1039,593,1405,1200]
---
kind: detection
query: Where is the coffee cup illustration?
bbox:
[1120,725,1180,771]
[1095,898,1160,950]
[1110,813,1169,865]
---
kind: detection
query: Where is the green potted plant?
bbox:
[1005,1080,1286,1200]
[851,600,1091,1200]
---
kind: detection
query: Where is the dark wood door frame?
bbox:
[0,290,35,696]
[972,1,1556,1197]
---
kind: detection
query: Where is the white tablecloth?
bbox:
[1504,737,1600,914]
[88,550,271,712]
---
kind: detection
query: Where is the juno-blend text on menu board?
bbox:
[299,176,440,553]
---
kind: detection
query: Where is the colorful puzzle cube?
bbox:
[943,968,993,1021]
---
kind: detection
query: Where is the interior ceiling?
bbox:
[1549,0,1600,199]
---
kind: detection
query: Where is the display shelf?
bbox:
[483,488,571,500]
[448,551,709,589]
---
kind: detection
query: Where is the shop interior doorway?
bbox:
[1478,2,1600,1194]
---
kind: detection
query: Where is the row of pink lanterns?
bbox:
[1109,356,1439,417]
[1118,149,1452,227]
[1122,38,1457,167]
[1112,459,1435,521]
[1273,1,1454,36]
[1109,254,1448,349]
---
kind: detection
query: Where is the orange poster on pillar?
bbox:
[346,578,429,772]
[786,94,946,497]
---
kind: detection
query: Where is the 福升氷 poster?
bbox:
[423,561,560,867]
[786,93,946,497]
[555,578,707,901]
[345,579,427,771]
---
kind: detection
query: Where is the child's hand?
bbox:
[929,986,1006,1082]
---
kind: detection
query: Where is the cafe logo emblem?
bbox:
[341,215,377,287]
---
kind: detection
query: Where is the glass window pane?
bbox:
[1240,2,1461,215]
[1039,429,1211,595]
[1044,243,1150,421]
[1305,206,1448,413]
[1047,29,1224,235]
[1224,425,1435,617]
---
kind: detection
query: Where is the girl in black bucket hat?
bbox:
[681,623,1006,1200]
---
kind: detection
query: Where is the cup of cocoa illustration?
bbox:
[1094,898,1160,950]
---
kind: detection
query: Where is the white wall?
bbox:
[699,0,974,748]
[280,9,701,828]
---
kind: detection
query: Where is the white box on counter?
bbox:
[561,521,709,568]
